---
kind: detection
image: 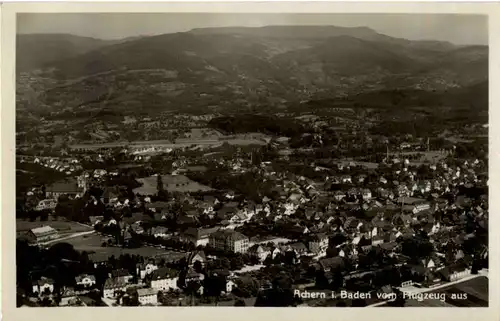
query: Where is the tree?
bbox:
[157,175,164,193]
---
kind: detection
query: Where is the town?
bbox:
[16,122,489,307]
[15,18,489,308]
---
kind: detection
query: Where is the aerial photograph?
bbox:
[15,13,488,307]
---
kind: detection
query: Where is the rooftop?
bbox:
[137,287,159,297]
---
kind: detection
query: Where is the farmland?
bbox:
[133,174,213,195]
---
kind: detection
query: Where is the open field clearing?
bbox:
[69,134,268,151]
[54,233,187,261]
[133,174,213,195]
[389,150,448,163]
[16,218,92,234]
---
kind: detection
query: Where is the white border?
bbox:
[2,2,499,321]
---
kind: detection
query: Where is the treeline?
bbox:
[208,114,306,137]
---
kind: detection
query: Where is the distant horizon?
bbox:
[17,13,488,46]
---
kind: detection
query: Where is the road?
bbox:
[368,269,489,307]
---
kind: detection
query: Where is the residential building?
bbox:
[103,278,129,299]
[27,226,59,244]
[180,226,220,246]
[136,262,159,280]
[187,251,207,267]
[248,245,271,263]
[75,274,96,288]
[137,288,159,305]
[45,178,85,199]
[308,233,329,254]
[111,269,133,283]
[32,277,55,295]
[34,199,57,211]
[59,287,78,306]
[150,268,178,291]
[209,230,249,253]
[226,280,236,293]
[413,203,431,214]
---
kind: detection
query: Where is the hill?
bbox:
[17,34,113,72]
[16,26,488,117]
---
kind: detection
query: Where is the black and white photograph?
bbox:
[6,4,494,312]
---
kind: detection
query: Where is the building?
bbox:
[103,278,129,299]
[59,287,79,306]
[34,199,57,211]
[180,226,220,246]
[111,269,133,283]
[308,233,329,254]
[226,280,236,293]
[27,226,59,244]
[75,274,96,288]
[88,216,104,226]
[209,230,249,253]
[32,277,55,295]
[248,245,271,263]
[46,178,85,199]
[187,251,207,267]
[413,203,431,214]
[150,268,178,291]
[136,262,159,280]
[137,288,159,305]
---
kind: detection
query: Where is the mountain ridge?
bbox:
[16,26,488,117]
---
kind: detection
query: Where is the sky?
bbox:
[17,13,488,45]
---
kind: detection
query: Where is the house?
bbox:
[137,262,159,280]
[185,268,205,283]
[341,175,352,184]
[181,226,220,246]
[151,226,169,238]
[75,274,96,288]
[288,242,308,256]
[361,189,372,201]
[111,269,133,283]
[371,235,385,246]
[225,280,236,293]
[308,233,329,254]
[137,288,159,305]
[26,226,59,244]
[248,245,271,263]
[413,203,431,214]
[89,216,104,226]
[150,268,178,291]
[45,178,85,199]
[187,250,207,267]
[32,277,55,295]
[145,202,170,212]
[35,199,57,211]
[318,256,345,272]
[229,211,249,224]
[59,287,78,306]
[209,230,249,253]
[103,278,129,298]
[203,195,219,207]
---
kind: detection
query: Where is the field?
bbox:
[133,174,213,195]
[69,134,268,151]
[16,218,92,235]
[54,233,188,262]
[390,150,448,164]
